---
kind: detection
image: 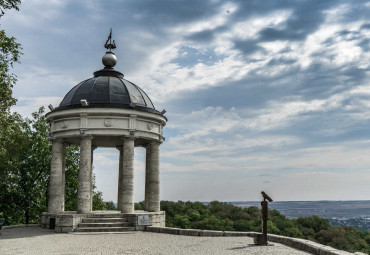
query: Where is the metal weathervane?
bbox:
[104,28,116,51]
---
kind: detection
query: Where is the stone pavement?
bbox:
[0,227,311,255]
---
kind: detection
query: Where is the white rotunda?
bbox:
[41,31,167,233]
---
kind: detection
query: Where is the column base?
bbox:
[41,211,85,233]
[121,210,166,231]
[41,211,165,233]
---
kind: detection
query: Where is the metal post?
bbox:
[254,191,273,245]
[261,200,268,243]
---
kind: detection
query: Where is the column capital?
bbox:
[149,140,161,146]
[50,138,71,148]
[143,140,161,148]
[121,136,135,141]
[80,135,93,140]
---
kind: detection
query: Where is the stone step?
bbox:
[82,218,128,223]
[86,214,123,218]
[74,227,135,232]
[78,222,130,228]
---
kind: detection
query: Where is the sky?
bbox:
[2,0,370,202]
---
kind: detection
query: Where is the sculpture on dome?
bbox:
[104,28,116,51]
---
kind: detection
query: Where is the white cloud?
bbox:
[11,96,62,117]
[170,2,237,34]
[4,0,370,201]
[227,10,292,41]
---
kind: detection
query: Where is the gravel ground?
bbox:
[0,227,311,255]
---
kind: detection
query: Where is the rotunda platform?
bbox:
[41,210,165,233]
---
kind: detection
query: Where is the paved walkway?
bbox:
[0,227,311,255]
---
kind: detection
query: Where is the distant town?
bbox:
[230,200,370,231]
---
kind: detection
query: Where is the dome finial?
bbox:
[104,28,116,51]
[102,28,117,68]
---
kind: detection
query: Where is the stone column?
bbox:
[61,144,66,211]
[48,139,65,214]
[147,141,160,212]
[77,136,93,214]
[144,144,151,211]
[117,146,123,210]
[90,146,97,211]
[119,137,134,213]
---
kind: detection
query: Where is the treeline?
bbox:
[141,200,370,254]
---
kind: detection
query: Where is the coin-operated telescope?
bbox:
[254,191,273,245]
[261,191,273,202]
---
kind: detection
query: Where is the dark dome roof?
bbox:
[57,68,159,114]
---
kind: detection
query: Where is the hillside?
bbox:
[135,200,370,254]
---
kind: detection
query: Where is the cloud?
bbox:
[4,0,370,201]
[11,96,62,117]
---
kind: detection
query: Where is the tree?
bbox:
[158,200,370,254]
[294,216,330,234]
[316,226,369,253]
[0,0,22,181]
[0,108,50,224]
[104,201,116,210]
[0,0,22,114]
[0,114,25,224]
[0,0,22,224]
[0,0,20,16]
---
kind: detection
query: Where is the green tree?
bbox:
[174,215,190,228]
[92,191,106,210]
[0,116,24,224]
[0,108,50,224]
[317,226,369,253]
[0,0,22,225]
[135,201,145,210]
[159,200,370,254]
[0,0,20,16]
[188,210,201,221]
[104,201,116,210]
[294,216,330,234]
[234,219,255,231]
[0,0,22,114]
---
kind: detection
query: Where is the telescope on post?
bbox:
[261,191,273,202]
[254,191,273,245]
